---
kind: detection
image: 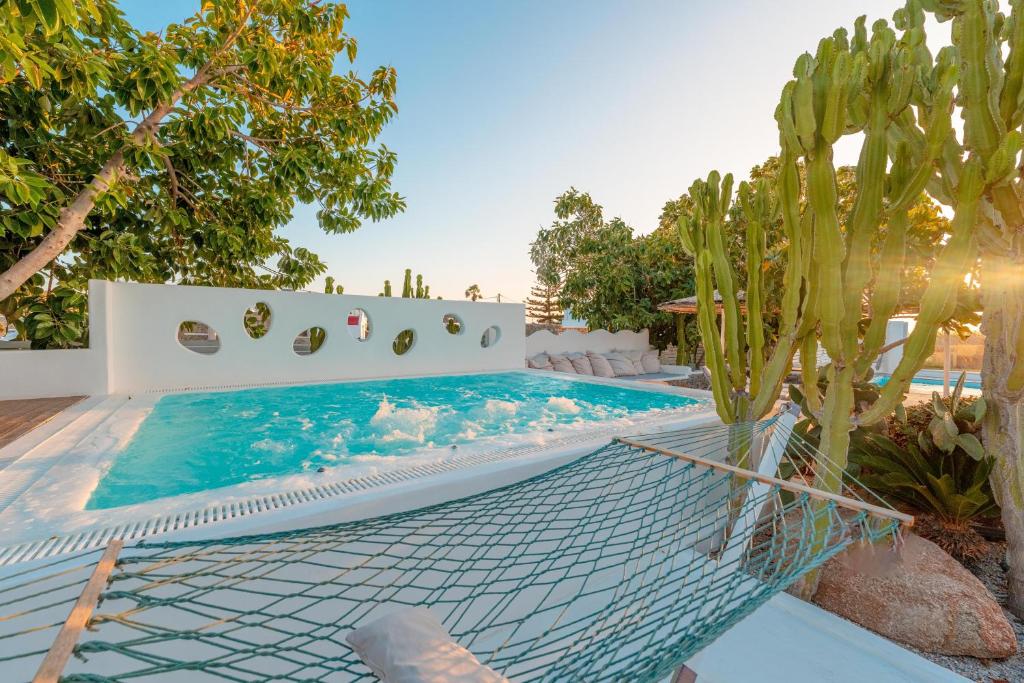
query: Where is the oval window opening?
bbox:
[178,321,220,354]
[244,302,272,339]
[294,327,326,356]
[346,309,371,342]
[442,313,463,335]
[481,325,501,349]
[393,329,416,355]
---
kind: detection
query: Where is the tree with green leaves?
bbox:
[465,284,481,302]
[1,0,404,346]
[524,281,562,325]
[531,188,698,350]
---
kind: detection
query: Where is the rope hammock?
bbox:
[0,410,910,682]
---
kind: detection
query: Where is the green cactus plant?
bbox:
[899,0,1024,615]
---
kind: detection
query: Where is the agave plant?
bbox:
[849,373,997,561]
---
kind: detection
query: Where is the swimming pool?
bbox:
[86,372,702,509]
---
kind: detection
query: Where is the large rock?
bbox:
[811,532,1018,658]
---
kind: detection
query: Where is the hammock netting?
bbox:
[0,416,905,682]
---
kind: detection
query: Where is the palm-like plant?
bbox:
[849,374,997,560]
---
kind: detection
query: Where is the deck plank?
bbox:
[0,396,85,450]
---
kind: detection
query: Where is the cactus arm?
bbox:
[740,181,767,400]
[840,85,892,364]
[704,175,747,391]
[854,198,909,377]
[805,151,846,362]
[750,152,811,419]
[695,250,736,423]
[1001,0,1024,130]
[957,0,1005,159]
[815,364,856,492]
[858,158,985,425]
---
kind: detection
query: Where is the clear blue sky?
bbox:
[124,0,935,302]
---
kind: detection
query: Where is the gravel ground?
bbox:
[909,541,1024,682]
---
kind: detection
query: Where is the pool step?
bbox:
[0,395,129,515]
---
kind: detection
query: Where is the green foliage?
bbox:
[243,301,271,339]
[793,371,998,527]
[531,188,695,349]
[21,284,86,348]
[1,0,404,345]
[849,377,997,527]
[465,284,481,302]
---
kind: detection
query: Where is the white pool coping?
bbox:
[0,370,715,565]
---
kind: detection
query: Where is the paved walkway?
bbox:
[0,396,84,452]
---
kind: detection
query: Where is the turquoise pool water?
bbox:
[873,373,982,390]
[86,372,701,509]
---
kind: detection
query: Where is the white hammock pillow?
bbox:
[346,607,509,683]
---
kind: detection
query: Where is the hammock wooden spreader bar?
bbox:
[613,436,915,528]
[33,539,123,683]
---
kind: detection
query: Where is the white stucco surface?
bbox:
[0,280,525,398]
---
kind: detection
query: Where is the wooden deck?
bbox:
[0,396,85,451]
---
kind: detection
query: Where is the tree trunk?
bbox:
[674,313,690,365]
[980,248,1024,619]
[0,67,221,303]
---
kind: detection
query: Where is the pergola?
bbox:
[659,291,747,350]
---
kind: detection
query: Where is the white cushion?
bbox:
[346,607,509,683]
[587,351,616,378]
[527,353,553,371]
[548,354,575,373]
[641,350,662,374]
[623,349,646,374]
[567,352,594,375]
[604,352,638,376]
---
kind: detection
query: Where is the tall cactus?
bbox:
[401,269,413,298]
[680,10,994,497]
[896,0,1024,618]
[678,171,813,424]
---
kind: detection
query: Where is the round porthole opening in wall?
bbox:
[294,327,327,355]
[346,309,371,342]
[244,302,272,339]
[442,313,463,335]
[178,321,220,354]
[480,326,501,349]
[393,329,416,355]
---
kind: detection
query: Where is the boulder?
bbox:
[810,533,1017,659]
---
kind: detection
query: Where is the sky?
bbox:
[123,0,943,303]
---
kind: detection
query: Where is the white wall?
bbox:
[526,329,650,357]
[875,319,909,375]
[0,280,525,398]
[0,280,112,399]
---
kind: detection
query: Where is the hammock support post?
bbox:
[33,539,123,683]
[718,403,800,566]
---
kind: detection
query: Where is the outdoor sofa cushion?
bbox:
[567,351,594,375]
[603,352,638,376]
[623,349,646,374]
[641,350,662,374]
[527,353,553,371]
[548,354,576,373]
[587,351,616,378]
[346,607,509,683]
